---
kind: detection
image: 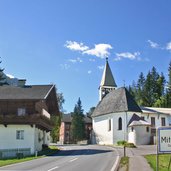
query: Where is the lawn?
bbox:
[145,154,171,171]
[0,146,59,167]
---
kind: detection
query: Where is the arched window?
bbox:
[118,117,122,130]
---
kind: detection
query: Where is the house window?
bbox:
[108,119,111,131]
[16,130,24,140]
[146,127,149,132]
[118,117,122,130]
[161,117,166,126]
[17,108,26,116]
[131,127,134,132]
[141,116,145,120]
[151,117,155,127]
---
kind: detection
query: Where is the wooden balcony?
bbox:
[0,114,54,131]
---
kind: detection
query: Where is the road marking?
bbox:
[110,148,120,171]
[47,166,59,171]
[69,157,78,162]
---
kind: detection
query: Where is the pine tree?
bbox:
[71,98,85,143]
[0,59,8,86]
[166,61,171,107]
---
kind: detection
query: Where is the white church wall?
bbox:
[93,114,113,145]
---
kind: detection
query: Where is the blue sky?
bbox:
[0,0,171,113]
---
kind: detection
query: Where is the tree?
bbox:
[50,89,65,143]
[71,98,85,143]
[166,61,171,107]
[86,107,95,117]
[0,59,8,86]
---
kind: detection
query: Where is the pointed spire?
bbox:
[100,58,117,87]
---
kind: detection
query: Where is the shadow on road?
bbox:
[50,149,112,157]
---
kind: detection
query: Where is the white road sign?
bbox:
[158,127,171,153]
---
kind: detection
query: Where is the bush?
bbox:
[117,140,127,146]
[117,140,136,148]
[42,144,48,150]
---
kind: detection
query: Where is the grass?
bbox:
[119,157,129,171]
[145,154,171,171]
[0,145,59,167]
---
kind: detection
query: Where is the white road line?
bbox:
[110,148,121,171]
[47,166,59,171]
[69,157,78,162]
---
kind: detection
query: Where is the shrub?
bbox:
[117,140,127,146]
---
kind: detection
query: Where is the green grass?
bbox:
[145,154,171,171]
[0,146,59,167]
[119,157,129,171]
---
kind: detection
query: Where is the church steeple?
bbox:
[99,58,117,101]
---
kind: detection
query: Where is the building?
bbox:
[92,58,171,145]
[59,114,92,144]
[0,84,59,158]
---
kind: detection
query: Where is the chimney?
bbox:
[18,79,26,87]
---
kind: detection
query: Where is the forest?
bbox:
[128,61,171,108]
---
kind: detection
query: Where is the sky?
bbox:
[0,0,171,113]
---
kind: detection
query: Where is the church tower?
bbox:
[99,58,117,101]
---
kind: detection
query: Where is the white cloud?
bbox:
[97,65,104,70]
[60,64,70,70]
[147,40,159,48]
[68,57,83,63]
[65,41,89,51]
[166,42,171,51]
[115,52,141,61]
[88,70,92,74]
[83,44,112,58]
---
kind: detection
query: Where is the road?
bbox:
[0,145,119,171]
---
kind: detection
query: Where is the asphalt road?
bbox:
[0,145,119,171]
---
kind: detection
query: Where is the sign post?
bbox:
[157,127,171,171]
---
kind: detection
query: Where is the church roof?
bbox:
[100,58,117,87]
[92,87,142,117]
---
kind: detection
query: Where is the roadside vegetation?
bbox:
[145,154,171,171]
[118,157,129,171]
[117,140,136,148]
[0,146,59,167]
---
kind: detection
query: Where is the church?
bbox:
[92,58,171,145]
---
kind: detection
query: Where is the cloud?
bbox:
[65,41,113,59]
[97,65,104,70]
[68,57,83,63]
[83,44,113,58]
[166,42,171,51]
[65,41,89,51]
[88,70,92,74]
[60,64,70,70]
[147,40,159,48]
[115,52,141,61]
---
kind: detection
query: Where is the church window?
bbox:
[108,119,111,131]
[146,127,149,132]
[118,117,122,130]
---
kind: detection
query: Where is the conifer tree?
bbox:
[166,61,171,107]
[71,98,85,143]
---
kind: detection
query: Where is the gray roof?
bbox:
[100,59,117,87]
[0,85,54,100]
[128,114,150,126]
[92,87,142,117]
[62,114,92,124]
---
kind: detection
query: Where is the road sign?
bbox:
[158,127,171,153]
